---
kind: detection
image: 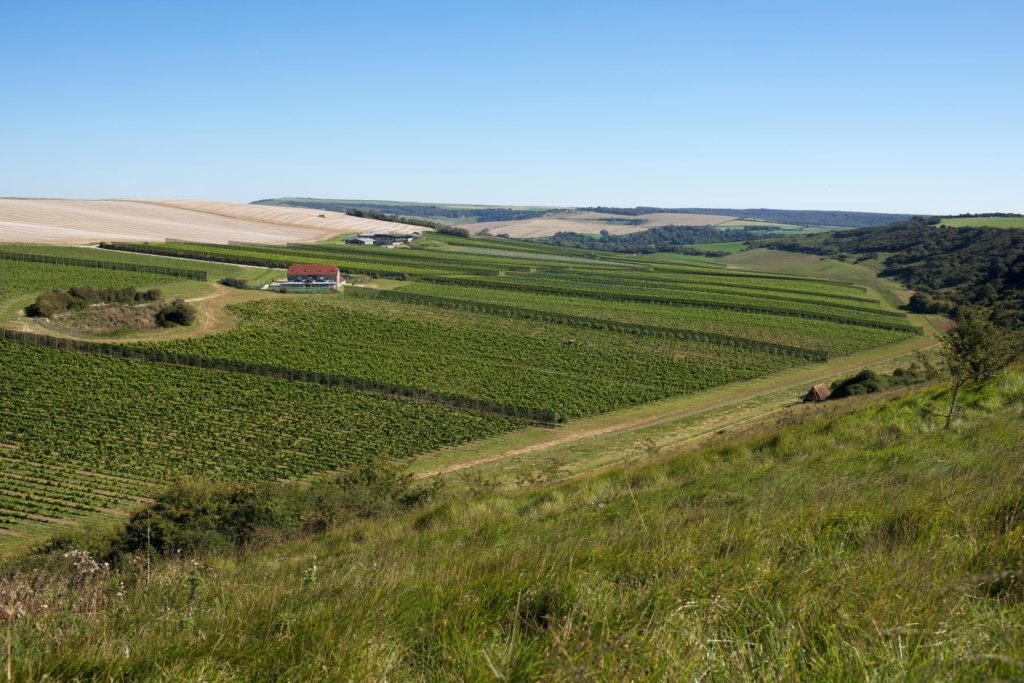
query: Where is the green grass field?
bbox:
[939,216,1024,229]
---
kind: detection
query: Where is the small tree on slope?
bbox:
[940,308,1022,428]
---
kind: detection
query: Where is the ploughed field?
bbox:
[0,235,919,536]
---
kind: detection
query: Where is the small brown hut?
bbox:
[803,383,831,402]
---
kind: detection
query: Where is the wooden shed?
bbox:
[803,383,832,402]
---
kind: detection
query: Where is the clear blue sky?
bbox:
[2,0,1021,213]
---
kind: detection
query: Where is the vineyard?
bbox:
[0,244,282,283]
[0,259,182,311]
[357,283,914,357]
[140,296,804,418]
[0,341,522,530]
[0,232,923,537]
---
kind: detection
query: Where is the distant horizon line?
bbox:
[4,195,1024,217]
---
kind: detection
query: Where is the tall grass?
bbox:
[4,373,1024,680]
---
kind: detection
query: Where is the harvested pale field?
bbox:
[0,198,401,245]
[469,211,736,238]
[127,199,400,233]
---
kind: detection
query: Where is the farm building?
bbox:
[803,383,832,402]
[271,264,343,292]
[345,231,421,247]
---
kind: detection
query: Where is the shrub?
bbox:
[436,225,470,237]
[96,457,441,560]
[109,481,281,558]
[25,287,163,317]
[830,364,929,399]
[908,292,953,314]
[155,299,196,327]
[219,277,249,289]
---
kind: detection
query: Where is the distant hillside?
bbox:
[252,198,915,231]
[252,198,557,226]
[939,213,1024,229]
[540,224,773,253]
[763,217,1024,325]
[581,206,916,228]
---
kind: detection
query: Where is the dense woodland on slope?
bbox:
[763,218,1024,325]
[540,225,766,252]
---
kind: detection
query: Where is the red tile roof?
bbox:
[287,264,339,277]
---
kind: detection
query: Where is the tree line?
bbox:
[540,225,769,253]
[253,198,553,223]
[344,209,478,237]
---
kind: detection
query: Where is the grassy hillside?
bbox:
[940,215,1024,229]
[762,218,1024,324]
[5,372,1024,679]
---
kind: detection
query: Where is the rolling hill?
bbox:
[0,198,398,245]
[253,198,917,238]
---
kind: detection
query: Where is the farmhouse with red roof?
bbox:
[271,264,343,292]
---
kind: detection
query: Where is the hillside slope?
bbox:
[763,218,1024,324]
[0,198,396,244]
[253,198,915,233]
[7,373,1024,680]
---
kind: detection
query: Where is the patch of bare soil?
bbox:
[48,303,165,335]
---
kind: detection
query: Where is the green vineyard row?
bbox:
[420,276,920,333]
[0,250,208,280]
[0,328,563,424]
[344,286,829,362]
